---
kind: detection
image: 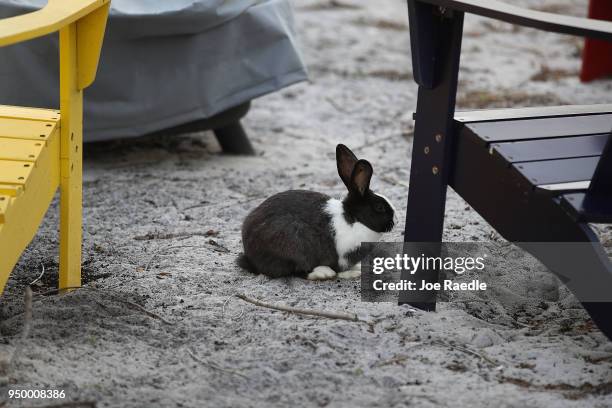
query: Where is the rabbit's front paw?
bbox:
[307,266,337,280]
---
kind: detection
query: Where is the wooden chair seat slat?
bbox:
[455,104,612,123]
[536,180,591,193]
[0,160,35,187]
[0,105,60,122]
[459,121,604,188]
[513,156,600,186]
[0,136,46,162]
[0,117,58,142]
[465,114,612,144]
[492,134,609,164]
[562,193,612,223]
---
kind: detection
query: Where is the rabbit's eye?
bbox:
[374,203,385,213]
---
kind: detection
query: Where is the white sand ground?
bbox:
[1,0,612,407]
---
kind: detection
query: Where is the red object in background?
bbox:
[580,0,612,82]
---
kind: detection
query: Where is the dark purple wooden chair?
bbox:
[402,0,612,338]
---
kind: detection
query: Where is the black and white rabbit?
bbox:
[238,144,396,280]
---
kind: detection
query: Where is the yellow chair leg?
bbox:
[58,23,84,290]
[0,1,109,295]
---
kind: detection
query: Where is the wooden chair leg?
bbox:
[400,1,465,310]
[58,23,83,290]
[213,121,255,155]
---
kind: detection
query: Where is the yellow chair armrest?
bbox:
[0,0,109,47]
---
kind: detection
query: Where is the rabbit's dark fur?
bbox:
[239,144,395,280]
[239,190,338,278]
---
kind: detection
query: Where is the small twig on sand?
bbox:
[144,244,200,272]
[144,241,227,271]
[34,286,174,326]
[221,297,245,321]
[24,401,96,408]
[236,293,363,323]
[187,349,248,379]
[585,354,612,364]
[352,133,408,152]
[215,196,263,212]
[10,287,33,367]
[325,97,356,114]
[370,343,423,368]
[181,202,211,211]
[29,264,45,286]
[433,340,500,367]
[133,231,217,241]
[379,175,410,188]
[372,354,411,368]
[183,195,263,212]
[116,298,174,326]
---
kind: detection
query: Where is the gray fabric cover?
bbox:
[0,0,307,141]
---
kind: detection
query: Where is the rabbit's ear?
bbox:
[351,159,373,196]
[336,144,358,189]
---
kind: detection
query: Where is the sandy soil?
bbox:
[1,0,612,407]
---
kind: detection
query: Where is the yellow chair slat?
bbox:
[0,195,11,223]
[0,105,60,122]
[0,117,58,142]
[0,137,45,162]
[0,128,60,291]
[0,184,23,197]
[0,160,34,187]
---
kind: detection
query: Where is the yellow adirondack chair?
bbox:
[0,0,110,293]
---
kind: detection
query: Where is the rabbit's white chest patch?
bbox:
[324,199,381,270]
